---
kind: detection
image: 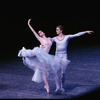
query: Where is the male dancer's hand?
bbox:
[85,31,94,34]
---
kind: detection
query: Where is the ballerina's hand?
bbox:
[28,19,31,25]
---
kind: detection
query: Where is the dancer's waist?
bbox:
[55,50,67,54]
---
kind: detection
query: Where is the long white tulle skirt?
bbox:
[18,47,70,83]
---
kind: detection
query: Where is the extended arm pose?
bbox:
[28,19,52,53]
[27,19,51,93]
[18,19,60,94]
[52,25,93,93]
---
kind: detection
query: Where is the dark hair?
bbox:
[56,25,64,32]
[38,30,44,34]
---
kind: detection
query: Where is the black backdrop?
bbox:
[0,1,100,60]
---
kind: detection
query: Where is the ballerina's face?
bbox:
[38,30,45,37]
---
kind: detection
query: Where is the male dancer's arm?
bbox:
[68,31,93,38]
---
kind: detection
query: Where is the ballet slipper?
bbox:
[44,85,49,94]
[18,47,26,57]
[60,88,66,92]
[54,88,62,94]
[54,88,60,92]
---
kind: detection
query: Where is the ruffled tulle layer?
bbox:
[18,47,70,83]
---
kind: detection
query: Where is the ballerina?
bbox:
[18,19,60,93]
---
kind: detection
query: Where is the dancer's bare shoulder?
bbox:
[48,37,52,41]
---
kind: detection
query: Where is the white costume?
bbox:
[18,38,61,83]
[52,32,86,89]
[52,32,86,73]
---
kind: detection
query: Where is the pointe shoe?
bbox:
[44,85,49,94]
[18,47,26,57]
[22,47,26,50]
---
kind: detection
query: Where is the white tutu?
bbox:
[18,47,61,83]
[32,69,43,83]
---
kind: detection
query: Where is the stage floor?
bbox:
[0,46,100,99]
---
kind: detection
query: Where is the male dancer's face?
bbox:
[56,27,62,35]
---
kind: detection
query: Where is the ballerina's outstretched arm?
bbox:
[28,19,42,43]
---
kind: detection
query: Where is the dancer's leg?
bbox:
[21,49,35,57]
[60,73,66,92]
[54,73,60,92]
[60,58,68,92]
[42,71,49,93]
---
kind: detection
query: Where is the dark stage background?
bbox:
[0,1,100,61]
[0,1,100,99]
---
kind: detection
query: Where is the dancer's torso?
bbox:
[52,32,85,58]
[40,38,52,53]
[53,35,69,55]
